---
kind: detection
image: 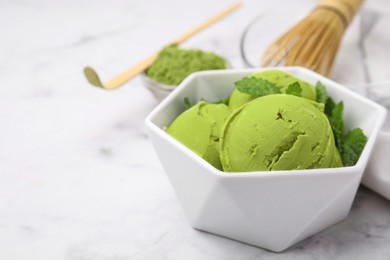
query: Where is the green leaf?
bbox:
[329,101,344,150]
[184,96,229,109]
[325,97,336,117]
[235,77,281,97]
[212,96,230,106]
[285,82,302,96]
[315,81,336,117]
[341,128,368,166]
[315,81,329,104]
[315,81,368,166]
[184,97,194,109]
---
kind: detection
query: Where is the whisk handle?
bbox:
[317,0,365,26]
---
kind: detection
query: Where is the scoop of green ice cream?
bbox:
[220,94,342,172]
[229,90,255,111]
[166,101,231,170]
[229,70,317,110]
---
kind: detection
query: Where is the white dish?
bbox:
[363,130,390,200]
[145,67,386,252]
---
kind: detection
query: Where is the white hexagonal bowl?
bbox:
[145,67,387,252]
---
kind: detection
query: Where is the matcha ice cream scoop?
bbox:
[220,94,343,172]
[166,101,231,170]
[229,70,317,110]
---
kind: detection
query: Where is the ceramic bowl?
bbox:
[142,60,230,101]
[141,73,176,101]
[145,67,386,252]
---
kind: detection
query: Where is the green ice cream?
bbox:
[229,90,255,111]
[166,101,231,170]
[229,70,317,110]
[220,94,343,172]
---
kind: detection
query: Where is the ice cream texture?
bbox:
[229,70,317,110]
[166,101,231,170]
[165,70,347,172]
[220,94,343,172]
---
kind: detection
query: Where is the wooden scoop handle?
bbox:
[84,2,242,90]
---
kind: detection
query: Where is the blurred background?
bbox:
[1,0,389,97]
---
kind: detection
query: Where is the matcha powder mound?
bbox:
[146,44,227,86]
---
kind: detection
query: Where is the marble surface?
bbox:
[1,0,390,259]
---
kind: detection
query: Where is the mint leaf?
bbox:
[315,81,335,116]
[328,102,344,150]
[341,128,368,166]
[325,97,336,117]
[315,81,368,166]
[212,96,230,106]
[285,82,302,96]
[184,96,229,109]
[315,81,329,104]
[184,97,194,109]
[320,82,343,153]
[235,77,281,97]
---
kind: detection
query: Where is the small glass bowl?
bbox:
[142,59,230,101]
[141,73,176,101]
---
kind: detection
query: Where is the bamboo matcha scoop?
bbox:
[84,2,241,90]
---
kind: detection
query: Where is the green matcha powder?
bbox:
[146,44,227,86]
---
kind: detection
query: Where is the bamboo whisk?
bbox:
[261,0,364,77]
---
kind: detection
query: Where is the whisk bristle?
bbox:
[261,7,350,76]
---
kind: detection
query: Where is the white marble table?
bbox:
[1,0,390,259]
